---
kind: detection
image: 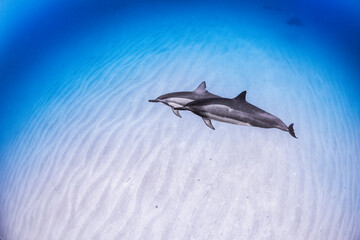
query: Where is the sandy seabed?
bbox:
[0,4,359,240]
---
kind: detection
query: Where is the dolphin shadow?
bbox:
[286,18,303,26]
[263,5,282,11]
[263,5,273,10]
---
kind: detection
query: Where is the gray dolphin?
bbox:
[179,91,297,138]
[148,81,220,118]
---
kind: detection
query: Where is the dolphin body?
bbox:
[180,91,297,138]
[148,81,220,118]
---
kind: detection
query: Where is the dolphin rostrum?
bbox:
[148,81,220,118]
[179,91,297,138]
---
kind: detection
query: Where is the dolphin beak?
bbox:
[148,99,159,103]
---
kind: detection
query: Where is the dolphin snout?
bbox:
[148,99,160,103]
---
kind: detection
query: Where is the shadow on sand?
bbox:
[286,18,303,26]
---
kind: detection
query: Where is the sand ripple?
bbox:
[1,5,360,240]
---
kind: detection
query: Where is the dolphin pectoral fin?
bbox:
[202,117,215,130]
[172,107,182,118]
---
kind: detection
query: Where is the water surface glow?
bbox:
[0,1,359,239]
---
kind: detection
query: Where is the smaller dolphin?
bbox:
[148,81,220,118]
[179,91,297,138]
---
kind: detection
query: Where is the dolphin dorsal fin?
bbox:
[194,81,207,93]
[234,91,247,101]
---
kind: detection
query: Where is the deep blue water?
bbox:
[1,0,359,151]
[0,0,360,239]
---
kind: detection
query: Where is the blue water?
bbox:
[0,1,359,148]
[1,0,360,239]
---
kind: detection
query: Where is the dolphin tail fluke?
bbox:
[172,107,182,118]
[288,123,297,138]
[203,117,215,130]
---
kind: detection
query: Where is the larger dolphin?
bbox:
[180,91,297,138]
[148,81,220,118]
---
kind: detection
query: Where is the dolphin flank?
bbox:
[148,81,220,118]
[179,91,297,138]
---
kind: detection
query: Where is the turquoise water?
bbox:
[0,1,359,239]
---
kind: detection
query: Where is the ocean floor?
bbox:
[0,2,359,239]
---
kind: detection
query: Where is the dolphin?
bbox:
[148,81,220,118]
[179,91,297,138]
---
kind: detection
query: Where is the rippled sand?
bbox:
[0,4,359,240]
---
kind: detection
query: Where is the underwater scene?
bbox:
[0,0,359,239]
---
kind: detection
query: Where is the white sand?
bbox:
[0,3,359,239]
